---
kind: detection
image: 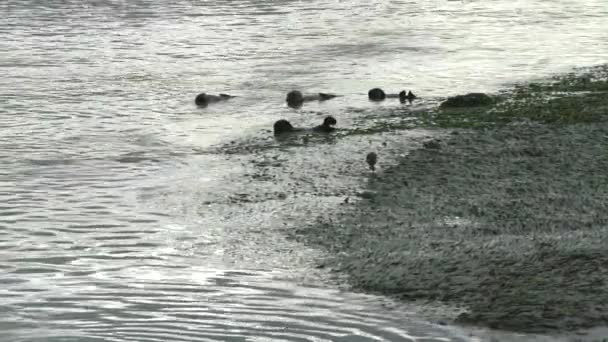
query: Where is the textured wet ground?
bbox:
[291,67,608,338]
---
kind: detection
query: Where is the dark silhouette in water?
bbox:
[368,88,386,101]
[195,93,236,107]
[368,88,416,102]
[273,119,299,135]
[366,152,378,171]
[312,116,337,133]
[273,116,337,136]
[399,90,417,103]
[286,90,339,108]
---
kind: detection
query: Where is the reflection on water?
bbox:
[1,267,471,342]
[1,0,607,340]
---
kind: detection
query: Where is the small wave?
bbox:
[0,268,467,342]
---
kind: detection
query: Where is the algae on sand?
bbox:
[291,64,608,333]
[418,64,608,129]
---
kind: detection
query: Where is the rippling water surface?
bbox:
[1,0,607,341]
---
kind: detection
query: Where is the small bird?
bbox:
[366,152,378,172]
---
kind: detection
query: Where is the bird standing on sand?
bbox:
[366,152,378,172]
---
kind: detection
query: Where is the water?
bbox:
[1,0,607,341]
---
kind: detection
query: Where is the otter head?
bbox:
[323,116,337,127]
[273,119,295,135]
[368,88,386,101]
[195,93,208,107]
[286,90,304,108]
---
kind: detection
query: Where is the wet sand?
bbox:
[291,65,608,335]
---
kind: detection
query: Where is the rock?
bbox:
[440,93,494,108]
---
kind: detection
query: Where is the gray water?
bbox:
[1,0,607,341]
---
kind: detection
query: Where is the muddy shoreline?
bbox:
[291,65,608,335]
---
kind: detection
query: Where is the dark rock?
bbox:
[440,93,494,108]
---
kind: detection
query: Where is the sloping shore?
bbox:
[292,65,608,334]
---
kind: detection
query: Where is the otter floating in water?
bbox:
[273,116,337,136]
[312,116,337,133]
[368,88,416,102]
[195,93,236,107]
[286,90,339,108]
[273,119,300,135]
[399,90,417,102]
[368,88,387,101]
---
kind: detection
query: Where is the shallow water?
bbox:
[1,0,607,341]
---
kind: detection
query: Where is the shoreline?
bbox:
[290,64,608,336]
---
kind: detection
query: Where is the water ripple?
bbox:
[0,269,468,342]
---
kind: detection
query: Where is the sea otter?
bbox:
[273,116,337,135]
[312,116,337,133]
[368,88,416,102]
[286,90,339,108]
[195,93,236,107]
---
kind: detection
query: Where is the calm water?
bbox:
[1,0,607,341]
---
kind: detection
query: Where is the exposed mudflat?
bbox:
[290,65,608,337]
